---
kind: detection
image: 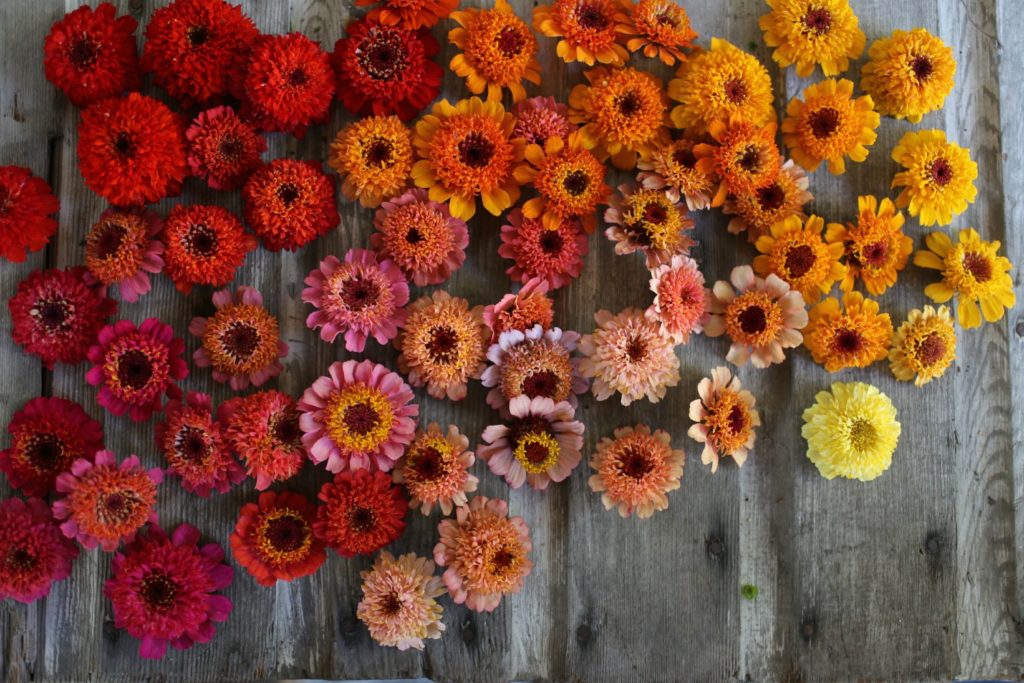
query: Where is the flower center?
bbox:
[738,146,762,172]
[140,572,179,609]
[833,328,865,354]
[360,32,407,80]
[803,7,832,34]
[413,446,445,480]
[426,326,459,364]
[277,183,300,206]
[25,434,64,471]
[539,230,564,254]
[576,3,609,30]
[457,132,495,168]
[849,417,878,452]
[757,183,786,211]
[364,138,394,166]
[962,251,993,283]
[348,506,376,532]
[381,592,403,615]
[339,275,381,311]
[36,298,70,330]
[861,240,889,266]
[496,26,526,56]
[562,169,590,196]
[727,404,747,434]
[272,412,302,447]
[642,202,667,224]
[910,55,934,81]
[619,446,654,479]
[265,514,308,553]
[116,349,154,390]
[625,334,648,362]
[929,158,954,186]
[738,305,767,335]
[325,386,394,451]
[724,78,748,104]
[175,425,210,463]
[616,91,642,117]
[808,107,841,139]
[103,491,131,516]
[521,369,559,399]
[343,402,380,436]
[221,322,260,360]
[184,223,219,257]
[513,431,561,474]
[405,227,423,244]
[6,546,36,570]
[672,147,697,168]
[69,36,99,68]
[288,68,308,86]
[916,332,947,366]
[187,25,210,47]
[218,137,243,160]
[113,131,135,158]
[93,221,128,259]
[784,244,817,279]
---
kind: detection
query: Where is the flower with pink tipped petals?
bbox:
[155,392,245,497]
[358,551,446,650]
[84,208,164,303]
[483,276,555,343]
[0,497,78,603]
[498,209,589,290]
[481,324,588,413]
[511,96,573,146]
[646,255,709,344]
[219,391,305,490]
[687,366,760,473]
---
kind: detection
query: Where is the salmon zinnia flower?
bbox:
[155,392,245,497]
[647,255,709,344]
[759,0,866,77]
[314,469,407,557]
[637,137,717,211]
[499,209,589,290]
[243,159,339,252]
[230,490,325,587]
[890,130,978,227]
[782,79,879,175]
[219,390,305,490]
[328,115,413,209]
[482,325,587,411]
[724,160,812,240]
[604,184,695,268]
[84,208,164,303]
[621,0,698,65]
[0,165,60,263]
[161,204,256,294]
[695,118,782,206]
[688,366,761,473]
[512,97,573,147]
[0,497,78,603]
[483,277,556,343]
[533,0,629,66]
[753,215,846,304]
[185,106,265,191]
[825,195,911,296]
[371,189,469,287]
[358,551,446,650]
[242,33,334,137]
[805,291,893,372]
[861,28,955,123]
[394,423,478,516]
[450,0,541,103]
[355,0,458,30]
[889,305,957,387]
[588,424,684,518]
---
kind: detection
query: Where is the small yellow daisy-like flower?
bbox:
[620,0,698,66]
[914,228,1015,329]
[888,305,956,387]
[533,0,630,66]
[568,66,669,170]
[637,137,717,211]
[825,195,912,296]
[753,215,846,303]
[759,0,866,77]
[724,160,812,240]
[695,118,782,206]
[890,130,978,227]
[804,291,893,372]
[449,0,541,103]
[668,38,775,135]
[328,115,414,209]
[781,78,879,175]
[411,97,526,221]
[860,28,955,123]
[802,381,901,482]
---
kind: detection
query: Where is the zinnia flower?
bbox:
[433,496,532,612]
[185,106,266,191]
[804,291,893,372]
[512,96,573,146]
[723,159,812,240]
[604,184,695,268]
[219,390,305,490]
[242,159,339,252]
[299,359,418,473]
[86,318,189,422]
[802,382,901,481]
[450,0,541,102]
[355,0,459,30]
[499,209,589,290]
[161,204,256,294]
[753,215,846,303]
[482,325,587,411]
[483,277,556,343]
[781,78,879,175]
[0,397,104,497]
[358,551,446,650]
[77,93,188,206]
[647,255,708,344]
[302,249,409,352]
[104,523,233,659]
[588,424,685,518]
[230,490,325,587]
[687,366,761,473]
[860,28,955,123]
[694,118,782,206]
[825,195,911,296]
[914,228,1015,329]
[759,0,866,77]
[155,392,245,497]
[371,189,469,287]
[890,130,978,227]
[84,208,164,303]
[889,305,957,387]
[393,423,478,515]
[0,165,60,262]
[314,469,407,557]
[44,3,141,108]
[52,449,162,551]
[532,0,630,66]
[328,115,413,209]
[621,0,698,65]
[9,266,117,369]
[189,287,287,391]
[579,308,680,405]
[0,497,78,603]
[704,265,808,368]
[637,137,717,211]
[396,291,489,401]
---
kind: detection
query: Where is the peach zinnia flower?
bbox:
[499,209,589,290]
[825,195,912,296]
[687,366,760,473]
[449,0,540,103]
[84,208,164,303]
[604,184,695,268]
[483,277,556,343]
[327,115,413,209]
[804,291,893,372]
[753,215,846,304]
[890,130,978,227]
[371,189,468,287]
[533,0,629,67]
[482,325,587,411]
[512,97,573,146]
[860,28,955,123]
[588,424,684,518]
[357,551,446,650]
[759,0,866,77]
[694,118,781,207]
[724,160,812,240]
[621,0,698,65]
[646,255,709,344]
[782,78,879,175]
[637,137,717,211]
[889,305,957,387]
[393,423,478,515]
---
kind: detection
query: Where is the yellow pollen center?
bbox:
[848,418,878,452]
[513,431,561,474]
[323,384,394,452]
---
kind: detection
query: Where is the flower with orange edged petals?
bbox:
[782,78,879,175]
[328,116,413,209]
[219,390,305,490]
[805,291,893,372]
[724,160,812,240]
[85,208,164,303]
[604,184,695,268]
[242,33,334,137]
[315,469,407,558]
[0,497,78,603]
[890,130,977,227]
[371,189,468,287]
[621,0,698,65]
[588,424,684,518]
[243,159,339,252]
[889,305,956,387]
[231,490,325,587]
[512,97,573,147]
[753,215,846,304]
[394,423,478,516]
[759,0,866,77]
[483,277,555,342]
[0,166,60,263]
[356,0,458,30]
[861,28,955,123]
[687,366,760,473]
[161,204,256,295]
[499,210,589,290]
[647,255,708,344]
[825,195,911,296]
[637,138,717,211]
[358,551,445,650]
[481,325,587,412]
[186,106,265,191]
[450,0,541,103]
[695,118,781,207]
[533,0,630,66]
[156,392,244,497]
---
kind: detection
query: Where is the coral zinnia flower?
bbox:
[695,118,782,206]
[186,106,266,191]
[914,228,1015,329]
[104,523,232,659]
[804,291,893,372]
[155,392,245,497]
[621,0,698,65]
[450,0,541,102]
[77,93,188,206]
[890,130,977,227]
[704,265,808,368]
[397,291,489,400]
[434,496,532,612]
[328,116,413,209]
[802,382,900,481]
[314,469,407,557]
[568,66,669,169]
[668,38,775,135]
[479,395,584,490]
[299,360,418,473]
[190,287,287,390]
[371,189,469,287]
[358,551,446,650]
[759,0,866,77]
[688,367,760,473]
[533,0,630,66]
[52,450,162,551]
[753,215,846,303]
[302,249,409,352]
[588,424,684,518]
[230,490,325,587]
[637,137,717,211]
[393,423,478,516]
[861,28,955,123]
[604,184,695,268]
[0,165,60,263]
[482,325,587,412]
[579,308,680,405]
[9,266,117,369]
[356,0,459,30]
[161,204,256,294]
[724,160,812,240]
[219,390,305,490]
[242,33,334,137]
[44,3,140,108]
[0,497,78,603]
[243,159,339,252]
[331,19,443,122]
[512,96,574,146]
[483,277,556,343]
[499,209,589,290]
[86,318,189,422]
[825,195,911,296]
[889,305,957,387]
[411,97,525,221]
[782,78,879,175]
[84,208,164,303]
[647,255,709,344]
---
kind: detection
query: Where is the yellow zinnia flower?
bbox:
[825,195,912,296]
[804,291,893,372]
[860,28,955,123]
[888,305,957,387]
[759,0,866,77]
[891,130,978,227]
[753,214,846,303]
[449,0,541,103]
[781,78,879,175]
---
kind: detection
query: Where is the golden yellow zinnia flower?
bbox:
[753,214,845,303]
[620,0,698,66]
[804,290,893,371]
[888,305,956,387]
[328,115,414,209]
[890,130,977,226]
[533,0,630,66]
[781,78,879,175]
[860,28,955,123]
[449,0,541,103]
[759,0,866,77]
[825,195,912,295]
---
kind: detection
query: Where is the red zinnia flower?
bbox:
[0,397,104,497]
[142,0,259,107]
[43,3,141,108]
[8,266,117,369]
[155,392,245,497]
[314,469,407,558]
[77,93,188,206]
[0,497,78,603]
[0,165,60,263]
[331,19,443,122]
[242,33,334,137]
[161,204,256,294]
[242,160,339,252]
[499,209,589,290]
[230,490,325,586]
[219,390,306,490]
[186,106,266,190]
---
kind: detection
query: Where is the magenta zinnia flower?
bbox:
[498,209,589,290]
[219,390,306,490]
[481,325,587,413]
[646,254,709,344]
[155,392,245,497]
[0,497,78,603]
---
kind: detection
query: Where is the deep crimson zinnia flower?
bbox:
[242,159,339,251]
[186,106,266,190]
[161,204,257,294]
[230,490,325,587]
[314,469,407,558]
[0,497,79,603]
[0,165,59,263]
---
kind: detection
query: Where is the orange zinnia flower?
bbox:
[804,291,893,372]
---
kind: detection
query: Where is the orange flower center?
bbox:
[929,157,953,186]
[203,303,280,376]
[184,223,219,257]
[725,291,783,347]
[617,445,656,479]
[808,107,841,139]
[910,54,934,82]
[962,251,993,283]
[832,327,865,354]
[724,79,748,104]
[757,183,786,210]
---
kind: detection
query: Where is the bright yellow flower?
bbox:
[781,78,879,175]
[891,130,977,227]
[753,215,845,303]
[449,0,541,103]
[804,291,893,372]
[759,0,866,77]
[860,28,955,123]
[533,0,630,66]
[620,0,698,66]
[825,195,912,295]
[328,115,414,209]
[888,305,957,387]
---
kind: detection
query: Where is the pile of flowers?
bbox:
[0,0,1012,657]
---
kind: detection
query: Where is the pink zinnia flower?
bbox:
[646,254,709,344]
[481,324,587,413]
[155,392,245,497]
[357,551,446,650]
[483,276,555,343]
[104,523,233,659]
[186,105,266,190]
[301,249,409,352]
[688,366,761,473]
[511,96,573,146]
[588,424,685,518]
[393,422,477,515]
[0,497,78,603]
[219,390,306,490]
[498,209,589,290]
[84,208,164,303]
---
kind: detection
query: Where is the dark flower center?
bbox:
[808,107,841,139]
[221,322,260,360]
[727,404,747,434]
[35,298,70,330]
[359,32,408,80]
[343,402,379,435]
[272,412,302,447]
[184,223,219,257]
[288,68,308,86]
[784,244,817,279]
[620,446,654,479]
[916,332,947,365]
[381,592,403,615]
[413,446,445,480]
[963,251,993,282]
[508,416,553,450]
[929,158,954,186]
[103,491,132,517]
[562,170,590,196]
[113,132,135,158]
[738,305,767,334]
[523,441,551,464]
[491,548,515,572]
[265,514,308,553]
[405,227,423,244]
[910,55,934,81]
[576,3,609,30]
[348,506,376,532]
[862,240,889,266]
[803,8,832,34]
[539,229,564,254]
[68,37,99,69]
[616,91,642,117]
[339,275,381,311]
[26,434,64,471]
[140,572,179,609]
[625,334,647,362]
[6,546,36,570]
[187,25,210,47]
[277,183,300,206]
[426,326,459,364]
[94,221,128,259]
[116,349,154,391]
[642,202,667,224]
[724,78,748,104]
[175,426,210,463]
[496,26,526,57]
[522,369,559,399]
[457,132,495,168]
[834,328,865,354]
[739,146,762,173]
[757,183,786,211]
[218,137,244,160]
[364,138,394,166]
[672,147,697,168]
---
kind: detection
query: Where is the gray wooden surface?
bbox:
[1,0,1022,681]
